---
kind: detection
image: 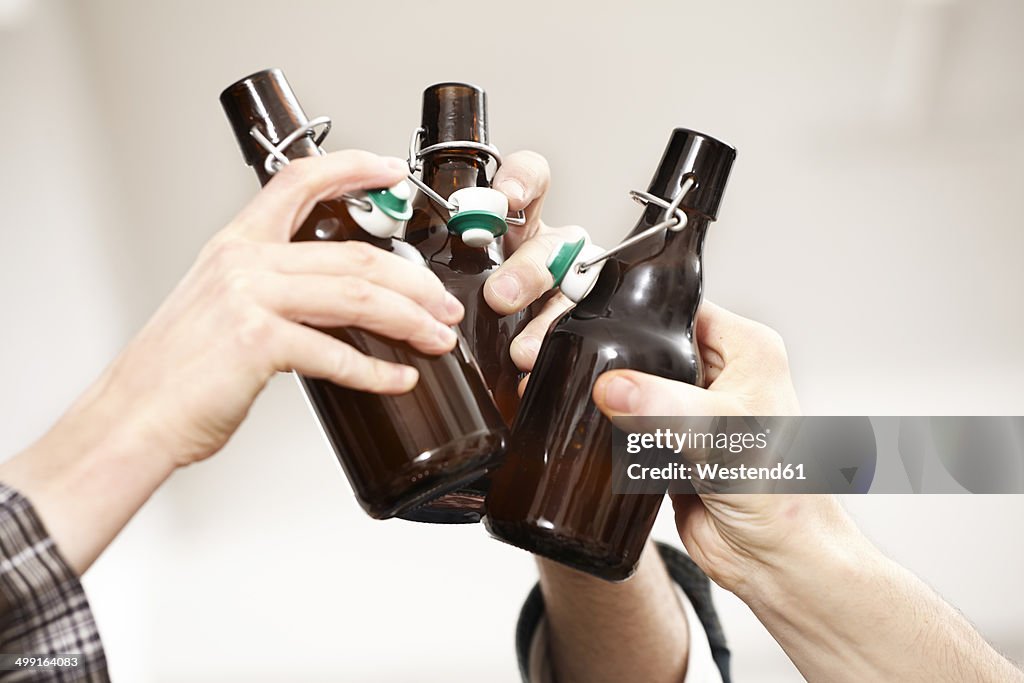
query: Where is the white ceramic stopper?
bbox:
[348,181,410,239]
[448,187,509,218]
[546,238,607,303]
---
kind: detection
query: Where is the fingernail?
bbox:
[444,292,464,319]
[435,322,457,347]
[384,157,409,171]
[497,179,526,205]
[603,376,639,414]
[515,335,541,358]
[490,275,521,307]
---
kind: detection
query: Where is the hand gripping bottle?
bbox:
[398,83,528,524]
[484,128,736,580]
[220,69,507,520]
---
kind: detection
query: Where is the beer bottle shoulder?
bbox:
[545,313,702,386]
[570,257,703,328]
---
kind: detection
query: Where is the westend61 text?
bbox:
[627,462,807,482]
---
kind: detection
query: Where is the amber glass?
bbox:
[485,129,737,580]
[406,82,524,421]
[220,69,508,520]
[398,83,526,524]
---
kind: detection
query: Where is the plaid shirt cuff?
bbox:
[0,484,108,682]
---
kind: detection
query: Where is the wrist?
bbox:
[0,371,177,573]
[731,496,879,607]
[86,350,187,470]
[736,500,886,637]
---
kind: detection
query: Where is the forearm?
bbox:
[742,517,1023,683]
[536,542,689,683]
[0,367,174,575]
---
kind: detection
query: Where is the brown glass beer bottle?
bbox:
[398,83,527,524]
[220,69,508,520]
[484,128,737,580]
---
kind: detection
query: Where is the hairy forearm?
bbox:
[0,369,174,575]
[742,522,1024,683]
[537,542,689,683]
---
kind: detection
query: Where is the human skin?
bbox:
[505,242,1023,682]
[0,151,463,571]
[0,149,566,580]
[585,302,1023,683]
[9,145,1007,683]
[489,156,692,683]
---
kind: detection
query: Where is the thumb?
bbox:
[592,369,742,418]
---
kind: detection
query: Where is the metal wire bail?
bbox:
[249,117,372,212]
[575,175,697,272]
[405,127,526,226]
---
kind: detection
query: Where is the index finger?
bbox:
[492,150,551,250]
[483,224,587,314]
[230,150,409,242]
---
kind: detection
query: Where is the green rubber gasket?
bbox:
[366,188,413,220]
[447,210,509,239]
[547,238,587,287]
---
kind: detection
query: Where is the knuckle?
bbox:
[224,268,254,297]
[752,323,789,365]
[384,293,418,323]
[418,268,446,298]
[524,313,555,339]
[330,345,356,381]
[413,309,439,337]
[327,149,377,177]
[342,240,379,268]
[521,249,555,286]
[760,324,786,350]
[515,150,551,178]
[203,236,252,270]
[341,277,373,309]
[414,277,450,318]
[234,308,274,349]
[270,157,317,192]
[330,149,375,165]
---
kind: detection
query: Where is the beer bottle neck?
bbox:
[411,152,495,257]
[577,210,711,327]
[624,207,711,260]
[253,137,321,187]
[420,152,490,197]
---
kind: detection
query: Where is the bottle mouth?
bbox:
[646,128,737,222]
[420,81,489,146]
[220,68,311,167]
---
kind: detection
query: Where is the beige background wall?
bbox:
[1,0,1022,680]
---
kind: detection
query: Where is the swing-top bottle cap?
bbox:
[546,237,607,303]
[350,181,413,238]
[366,181,414,221]
[220,68,310,167]
[447,187,508,247]
[421,82,489,147]
[648,128,737,221]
